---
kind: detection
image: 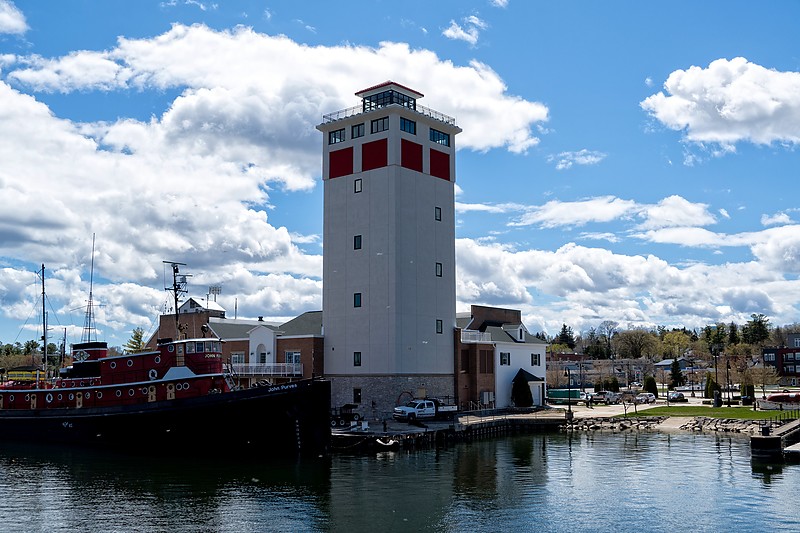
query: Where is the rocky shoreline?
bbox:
[564,415,770,435]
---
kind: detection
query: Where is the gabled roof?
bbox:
[355,81,423,99]
[179,297,226,313]
[484,325,548,345]
[208,318,279,340]
[513,368,544,382]
[279,311,323,336]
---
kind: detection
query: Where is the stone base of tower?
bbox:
[328,375,455,421]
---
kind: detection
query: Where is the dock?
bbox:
[330,409,567,454]
[750,411,800,459]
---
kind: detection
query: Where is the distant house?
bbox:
[455,305,548,409]
[654,357,692,372]
[762,333,800,386]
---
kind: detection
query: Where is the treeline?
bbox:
[540,314,800,361]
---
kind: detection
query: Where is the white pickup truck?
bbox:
[392,399,458,422]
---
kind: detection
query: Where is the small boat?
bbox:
[0,262,331,456]
[756,392,800,411]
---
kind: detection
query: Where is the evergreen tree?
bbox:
[669,359,685,388]
[124,327,147,354]
[644,376,658,398]
[557,324,576,349]
[727,322,740,345]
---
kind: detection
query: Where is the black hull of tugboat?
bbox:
[0,379,331,456]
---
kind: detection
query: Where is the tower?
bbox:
[317,82,461,413]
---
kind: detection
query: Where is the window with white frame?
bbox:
[531,353,540,366]
[354,178,362,193]
[231,352,245,365]
[285,351,301,364]
[500,352,510,366]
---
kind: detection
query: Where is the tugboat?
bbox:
[0,263,331,456]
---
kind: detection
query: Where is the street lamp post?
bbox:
[726,358,732,407]
[564,368,573,421]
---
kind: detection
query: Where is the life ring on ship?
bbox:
[148,369,158,380]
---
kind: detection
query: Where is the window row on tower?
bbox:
[328,117,450,147]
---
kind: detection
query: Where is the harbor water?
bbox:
[1,431,798,532]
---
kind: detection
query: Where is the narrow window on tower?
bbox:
[434,206,442,221]
[354,235,362,250]
[436,319,443,334]
[371,116,389,134]
[353,352,362,367]
[435,262,442,277]
[352,123,365,139]
[354,178,362,193]
[400,117,416,134]
[328,128,345,145]
[354,293,362,308]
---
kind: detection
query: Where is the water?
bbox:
[1,432,798,532]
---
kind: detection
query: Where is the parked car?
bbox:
[668,391,687,402]
[635,392,656,404]
[589,391,621,405]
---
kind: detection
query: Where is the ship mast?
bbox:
[164,261,189,339]
[81,234,97,343]
[40,264,47,372]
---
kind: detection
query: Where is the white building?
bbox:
[317,82,462,412]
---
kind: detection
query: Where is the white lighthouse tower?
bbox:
[317,82,461,413]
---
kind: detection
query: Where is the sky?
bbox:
[0,0,799,349]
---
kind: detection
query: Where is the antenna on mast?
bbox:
[164,261,190,338]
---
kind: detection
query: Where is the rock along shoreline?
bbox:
[564,416,768,435]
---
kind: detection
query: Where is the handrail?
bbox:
[231,363,303,377]
[322,102,457,126]
[460,330,492,343]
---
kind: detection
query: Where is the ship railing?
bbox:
[231,363,303,377]
[460,330,492,343]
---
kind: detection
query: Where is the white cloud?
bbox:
[719,208,730,219]
[761,212,792,226]
[636,195,716,230]
[490,0,509,7]
[455,237,799,336]
[641,57,800,149]
[0,24,551,342]
[511,196,638,228]
[0,0,27,35]
[442,16,488,46]
[548,149,606,170]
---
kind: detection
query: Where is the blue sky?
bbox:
[0,0,798,348]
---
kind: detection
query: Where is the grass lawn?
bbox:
[618,406,796,420]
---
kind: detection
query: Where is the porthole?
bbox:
[141,388,148,395]
[110,361,117,369]
[80,381,85,387]
[148,369,158,380]
[9,394,14,402]
[168,345,175,352]
[25,394,30,401]
[97,392,103,399]
[183,382,190,390]
[68,394,74,400]
[58,394,63,401]
[154,356,161,364]
[85,392,91,399]
[46,393,53,403]
[127,359,134,367]
[128,389,135,396]
[116,390,122,397]
[175,383,183,391]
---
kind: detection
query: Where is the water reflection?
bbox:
[2,432,799,532]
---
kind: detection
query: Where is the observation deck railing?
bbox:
[322,102,456,126]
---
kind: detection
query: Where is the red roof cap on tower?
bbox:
[356,81,424,99]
